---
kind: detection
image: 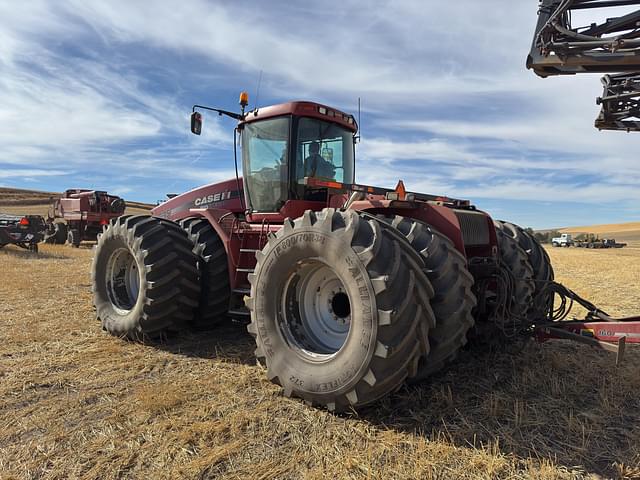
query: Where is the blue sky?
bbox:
[1,1,638,229]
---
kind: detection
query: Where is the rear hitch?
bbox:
[533,281,640,365]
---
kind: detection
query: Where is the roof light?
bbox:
[239,91,249,107]
[318,106,327,115]
[347,116,354,125]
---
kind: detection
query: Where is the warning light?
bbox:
[100,218,109,225]
[394,180,407,200]
[239,91,249,107]
[19,217,30,226]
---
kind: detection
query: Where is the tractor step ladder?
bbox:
[228,237,258,317]
[228,220,270,318]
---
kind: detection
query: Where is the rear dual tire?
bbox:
[492,221,536,335]
[378,216,476,380]
[495,221,554,320]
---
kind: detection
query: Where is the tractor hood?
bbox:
[152,178,244,222]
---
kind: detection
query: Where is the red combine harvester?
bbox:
[44,189,126,247]
[91,92,640,411]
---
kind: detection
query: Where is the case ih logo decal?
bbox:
[194,191,233,206]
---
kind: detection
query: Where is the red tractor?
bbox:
[92,94,554,411]
[44,189,126,247]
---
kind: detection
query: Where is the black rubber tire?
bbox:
[179,217,230,328]
[92,215,200,339]
[494,222,535,330]
[54,223,68,244]
[496,221,554,320]
[43,225,56,244]
[246,208,434,412]
[379,216,476,380]
[67,228,81,248]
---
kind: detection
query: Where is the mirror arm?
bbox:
[192,104,245,121]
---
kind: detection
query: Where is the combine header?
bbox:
[44,189,126,247]
[528,0,640,131]
[90,93,640,411]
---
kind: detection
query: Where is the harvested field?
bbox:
[1,244,639,479]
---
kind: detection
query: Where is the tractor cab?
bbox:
[191,96,357,214]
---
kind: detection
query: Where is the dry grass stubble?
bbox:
[1,243,639,479]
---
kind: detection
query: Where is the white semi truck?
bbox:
[551,233,573,247]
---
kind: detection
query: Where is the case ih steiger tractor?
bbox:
[91,94,560,412]
[44,189,126,247]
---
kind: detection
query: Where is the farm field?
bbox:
[1,242,639,479]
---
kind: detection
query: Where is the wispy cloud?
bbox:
[0,0,637,229]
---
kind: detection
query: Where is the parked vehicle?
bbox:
[551,233,573,247]
[576,237,627,249]
[43,189,126,247]
[0,213,46,252]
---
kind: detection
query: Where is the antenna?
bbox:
[254,70,263,110]
[355,97,361,143]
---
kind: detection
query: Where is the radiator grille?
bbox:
[454,210,491,246]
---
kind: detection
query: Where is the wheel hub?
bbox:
[105,248,140,312]
[280,260,352,357]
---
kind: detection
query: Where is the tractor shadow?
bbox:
[150,320,256,366]
[359,340,640,478]
[0,245,71,260]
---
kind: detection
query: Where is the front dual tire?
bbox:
[92,215,200,339]
[246,209,435,412]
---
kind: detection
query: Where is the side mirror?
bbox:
[190,111,202,135]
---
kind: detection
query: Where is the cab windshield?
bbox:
[242,115,356,212]
[242,116,290,212]
[296,117,354,185]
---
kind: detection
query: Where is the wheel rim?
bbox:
[279,260,351,358]
[106,248,140,312]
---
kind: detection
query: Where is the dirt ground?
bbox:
[1,243,639,479]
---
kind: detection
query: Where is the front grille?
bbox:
[454,210,491,246]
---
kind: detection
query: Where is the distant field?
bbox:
[0,187,153,216]
[1,243,639,478]
[558,221,640,245]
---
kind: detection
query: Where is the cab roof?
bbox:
[240,101,358,133]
